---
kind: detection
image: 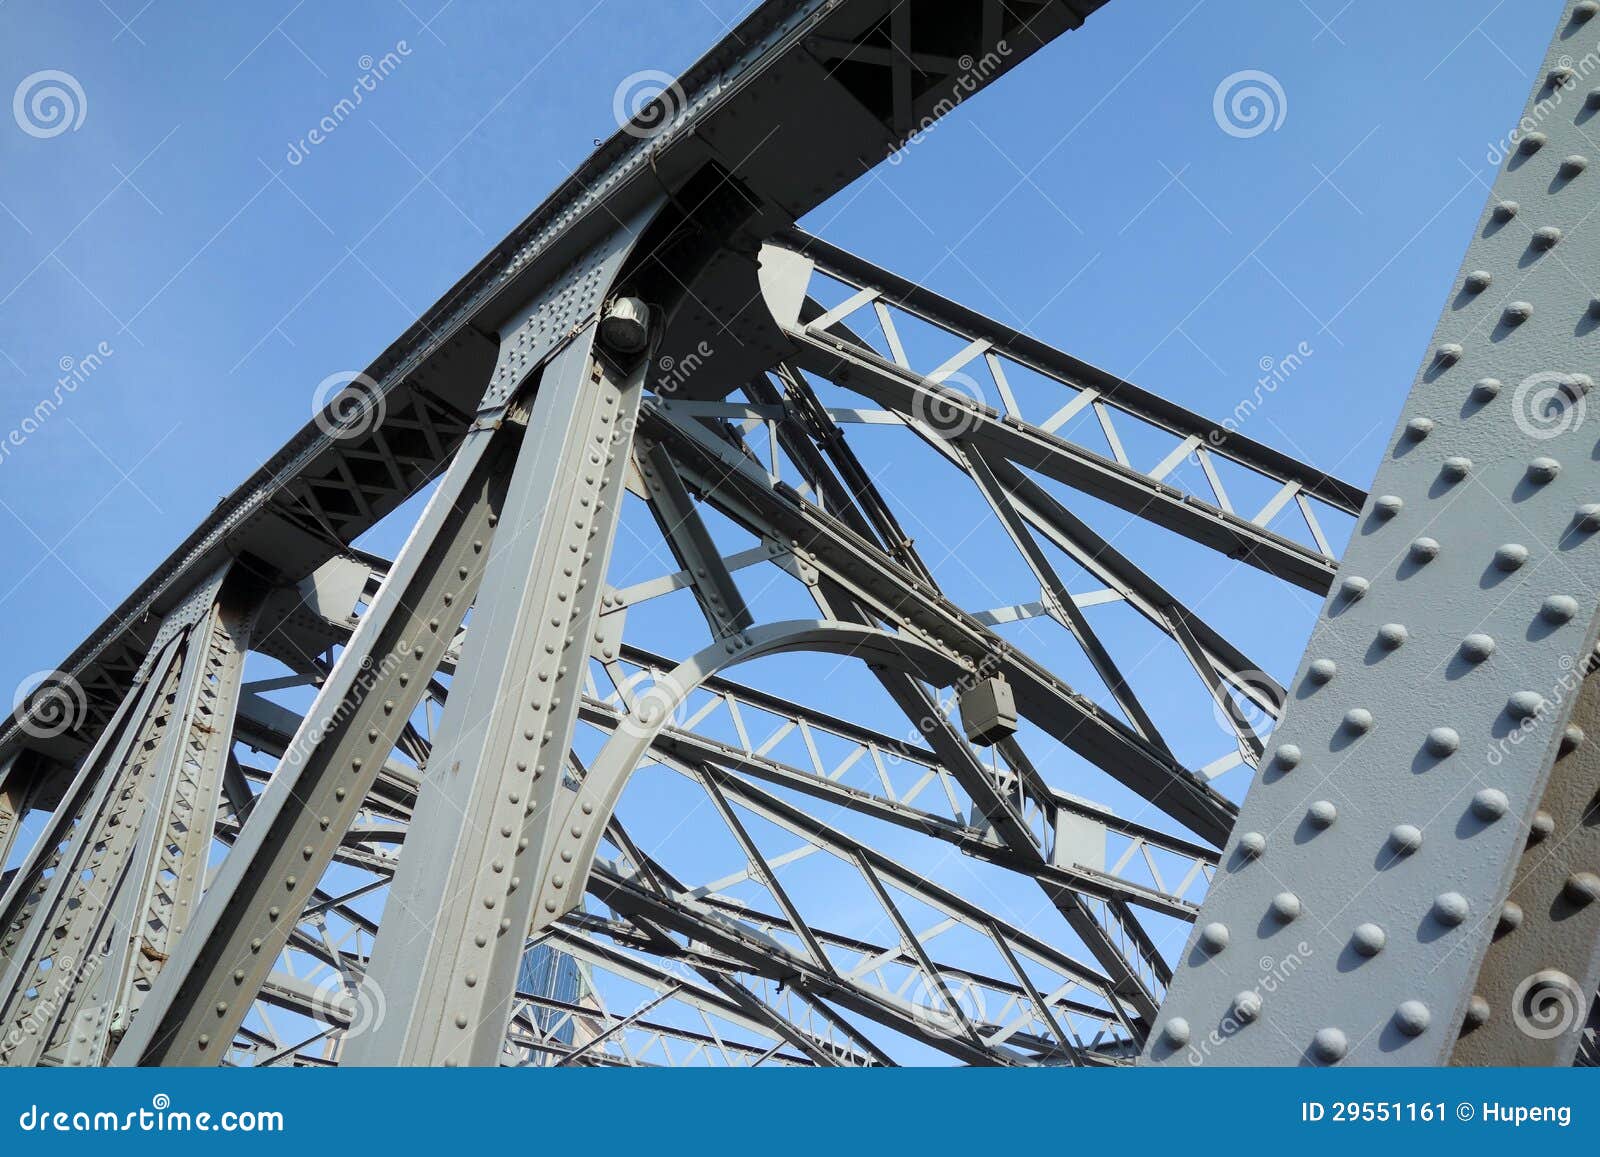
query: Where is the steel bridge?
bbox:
[3,0,1599,1067]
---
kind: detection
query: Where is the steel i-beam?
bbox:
[344,328,648,1066]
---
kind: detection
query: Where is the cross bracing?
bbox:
[3,0,1599,1068]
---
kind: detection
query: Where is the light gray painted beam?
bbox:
[345,332,647,1066]
[1149,0,1600,1067]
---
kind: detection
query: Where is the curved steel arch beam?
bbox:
[530,618,969,931]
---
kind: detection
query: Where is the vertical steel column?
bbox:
[1148,0,1600,1066]
[0,649,178,976]
[0,573,218,1064]
[113,417,526,1066]
[345,329,644,1066]
[55,588,256,1066]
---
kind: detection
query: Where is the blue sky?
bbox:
[0,0,1576,1060]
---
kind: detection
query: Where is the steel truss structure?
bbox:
[3,0,1599,1067]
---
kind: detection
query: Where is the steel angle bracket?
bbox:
[1147,0,1600,1066]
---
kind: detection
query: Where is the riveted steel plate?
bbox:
[1147,0,1600,1066]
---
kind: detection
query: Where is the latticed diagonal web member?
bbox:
[204,761,1131,1066]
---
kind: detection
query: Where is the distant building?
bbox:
[517,945,584,1052]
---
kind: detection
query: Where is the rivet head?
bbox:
[1519,131,1547,154]
[1377,623,1408,650]
[1562,724,1585,753]
[1433,892,1470,926]
[1308,658,1337,684]
[1340,576,1369,601]
[1374,494,1404,519]
[1389,824,1424,855]
[1199,922,1230,953]
[1472,377,1502,401]
[1577,504,1600,531]
[1507,690,1545,720]
[1394,1001,1431,1037]
[1463,995,1491,1028]
[1274,743,1302,769]
[1530,810,1556,842]
[1493,543,1529,571]
[1577,1,1599,21]
[1441,456,1472,481]
[1308,800,1338,829]
[1564,872,1600,906]
[1502,301,1532,325]
[1352,923,1387,956]
[1163,1017,1191,1047]
[1463,269,1492,293]
[1561,154,1589,177]
[1492,200,1519,221]
[1460,633,1496,662]
[1498,901,1524,933]
[1425,726,1459,757]
[1435,343,1463,366]
[1238,831,1267,859]
[1404,417,1434,441]
[1270,891,1302,922]
[1233,991,1263,1024]
[1533,225,1563,250]
[1527,457,1561,484]
[1343,708,1373,734]
[1311,1027,1348,1064]
[1409,536,1440,562]
[1471,788,1509,821]
[1541,594,1579,623]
